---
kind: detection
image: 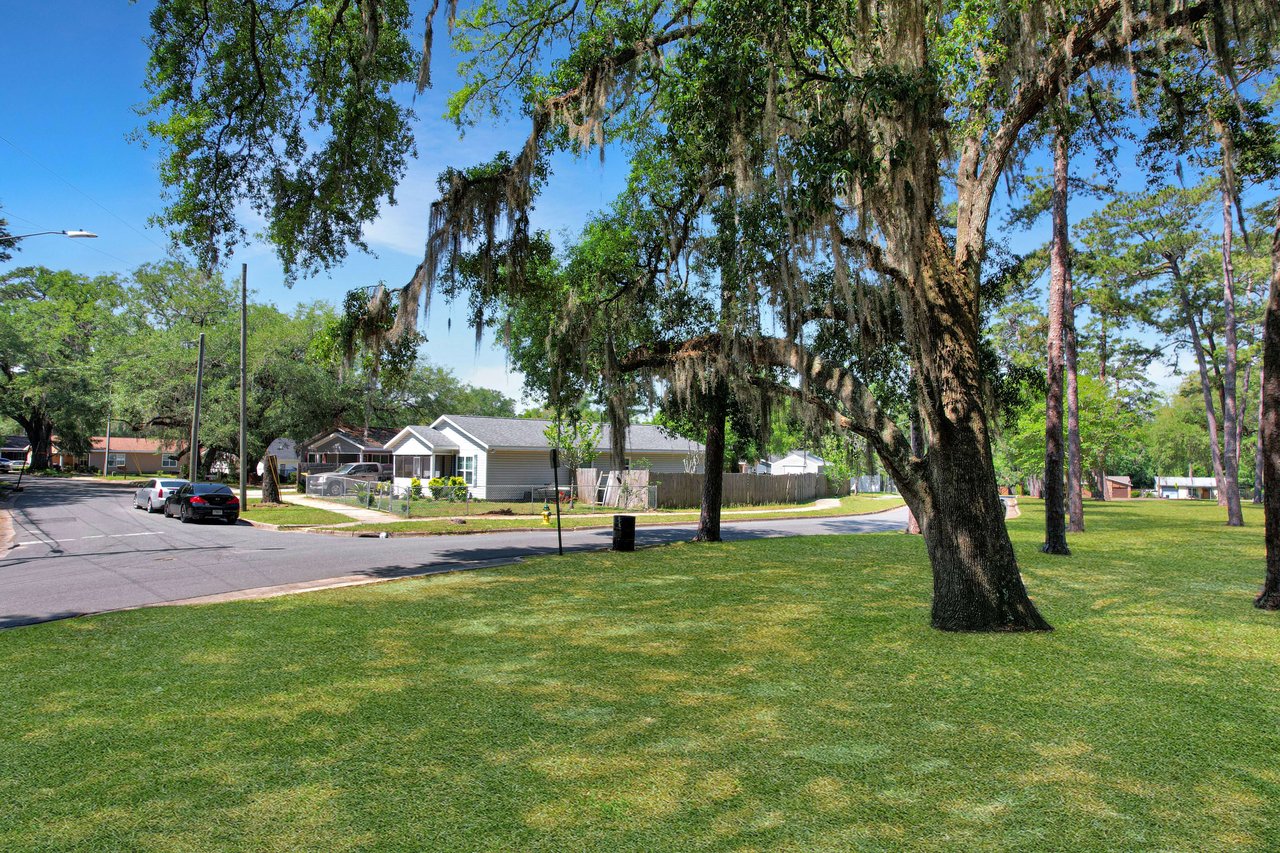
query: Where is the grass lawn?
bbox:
[2,500,1278,850]
[337,493,904,535]
[239,501,351,527]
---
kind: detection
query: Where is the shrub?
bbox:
[428,476,469,501]
[410,477,423,500]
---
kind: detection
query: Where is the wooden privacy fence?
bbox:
[653,472,849,509]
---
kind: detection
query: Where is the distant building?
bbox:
[265,437,299,475]
[1155,476,1217,500]
[86,437,190,475]
[1,435,29,464]
[1102,475,1132,500]
[756,449,826,476]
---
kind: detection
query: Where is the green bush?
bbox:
[427,476,469,501]
[410,477,423,500]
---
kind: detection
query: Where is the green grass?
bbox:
[239,502,351,526]
[2,500,1278,850]
[339,493,905,534]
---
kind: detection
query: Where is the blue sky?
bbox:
[0,2,633,403]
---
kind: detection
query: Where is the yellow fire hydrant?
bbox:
[541,503,551,525]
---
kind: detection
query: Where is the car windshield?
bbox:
[192,483,233,495]
[332,464,358,474]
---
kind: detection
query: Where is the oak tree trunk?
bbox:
[261,456,282,504]
[694,380,728,542]
[1042,124,1071,555]
[1256,204,1280,610]
[17,415,54,471]
[909,231,1051,632]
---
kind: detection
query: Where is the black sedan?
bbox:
[163,482,241,524]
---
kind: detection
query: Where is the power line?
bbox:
[0,131,170,255]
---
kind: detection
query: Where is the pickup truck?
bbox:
[307,462,390,496]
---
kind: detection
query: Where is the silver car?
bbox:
[134,477,189,513]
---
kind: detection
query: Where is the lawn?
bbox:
[336,493,904,534]
[1,500,1277,850]
[239,501,351,527]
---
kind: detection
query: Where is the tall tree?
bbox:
[0,267,126,467]
[1258,201,1280,609]
[1043,103,1072,554]
[142,0,1280,631]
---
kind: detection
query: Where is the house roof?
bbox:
[2,434,30,452]
[1156,476,1218,488]
[301,427,399,452]
[768,449,826,466]
[432,415,704,454]
[266,437,298,458]
[90,436,183,454]
[1105,475,1132,486]
[384,425,459,452]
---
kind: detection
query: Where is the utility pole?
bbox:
[239,263,248,507]
[190,332,206,481]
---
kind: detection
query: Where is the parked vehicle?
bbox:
[307,462,389,496]
[0,459,11,473]
[163,482,240,523]
[134,478,189,512]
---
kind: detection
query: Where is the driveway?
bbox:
[0,477,908,629]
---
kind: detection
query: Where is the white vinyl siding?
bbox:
[433,425,489,497]
[483,450,569,501]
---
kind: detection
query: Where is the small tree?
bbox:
[545,416,602,495]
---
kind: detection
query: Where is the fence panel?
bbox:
[652,472,848,509]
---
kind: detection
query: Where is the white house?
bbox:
[1155,476,1218,500]
[387,415,704,500]
[265,437,300,476]
[758,449,826,475]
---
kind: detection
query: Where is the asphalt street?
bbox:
[0,477,908,628]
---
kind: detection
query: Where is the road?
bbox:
[0,478,908,629]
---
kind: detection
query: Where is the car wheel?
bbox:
[147,498,157,513]
[180,504,193,524]
[326,482,342,496]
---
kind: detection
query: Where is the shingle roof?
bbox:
[2,434,29,452]
[432,415,703,454]
[302,427,399,451]
[386,425,459,451]
[768,449,826,466]
[90,436,183,453]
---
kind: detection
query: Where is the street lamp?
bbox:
[0,229,98,243]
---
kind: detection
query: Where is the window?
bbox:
[161,454,179,469]
[106,453,126,469]
[458,455,477,486]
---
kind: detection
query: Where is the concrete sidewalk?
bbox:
[276,492,393,523]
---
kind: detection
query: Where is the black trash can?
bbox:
[612,514,636,552]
